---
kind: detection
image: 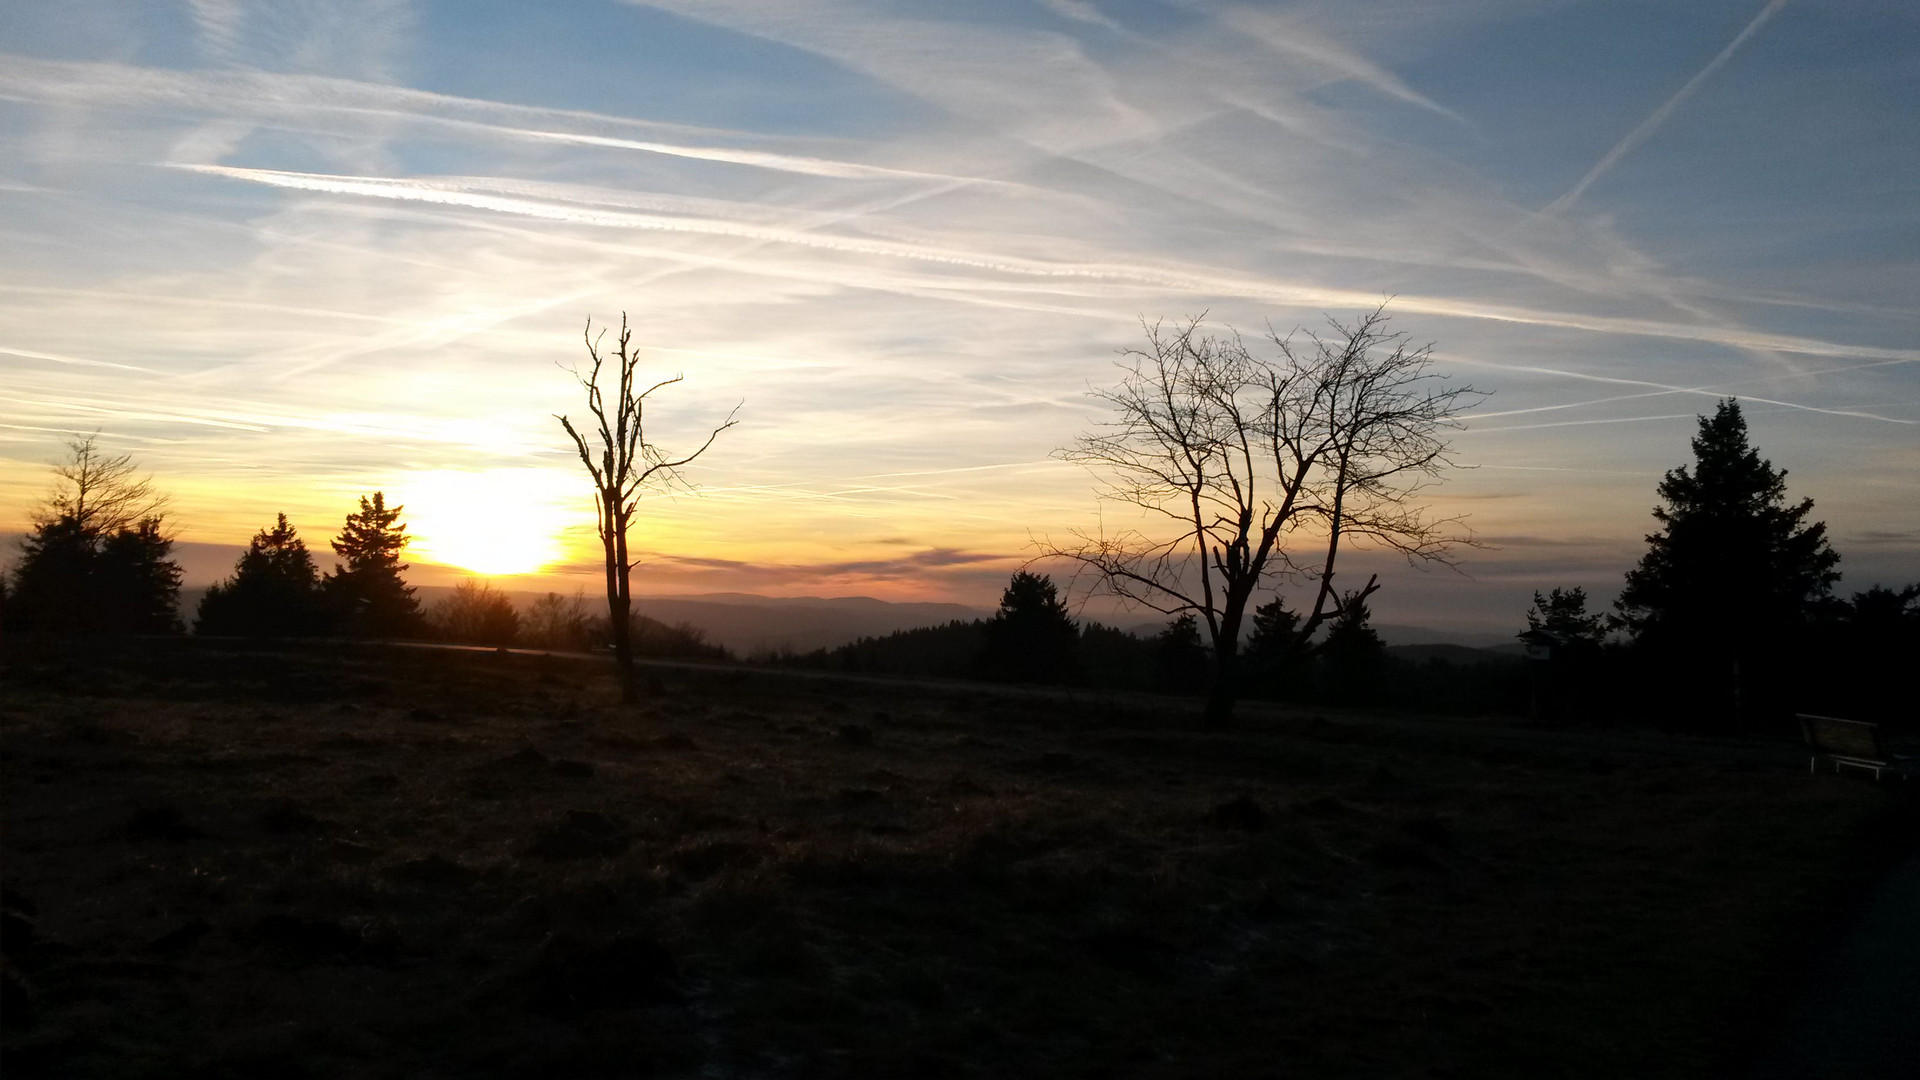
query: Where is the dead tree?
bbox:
[1049,304,1482,725]
[557,314,739,703]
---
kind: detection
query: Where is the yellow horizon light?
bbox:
[394,468,585,578]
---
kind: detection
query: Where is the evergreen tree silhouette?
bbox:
[95,519,184,634]
[195,514,324,637]
[1153,614,1210,694]
[1318,589,1384,702]
[1522,587,1606,647]
[322,493,423,639]
[1615,400,1838,721]
[1243,597,1308,698]
[8,437,180,634]
[977,571,1081,684]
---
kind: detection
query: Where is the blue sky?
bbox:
[2,0,1915,631]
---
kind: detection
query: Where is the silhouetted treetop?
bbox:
[430,579,519,647]
[1047,303,1481,724]
[196,514,324,637]
[1615,399,1838,646]
[8,435,181,635]
[978,571,1080,684]
[1522,587,1606,647]
[323,492,423,639]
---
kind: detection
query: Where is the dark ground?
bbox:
[1,637,1910,1078]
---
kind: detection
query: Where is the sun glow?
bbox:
[395,469,582,577]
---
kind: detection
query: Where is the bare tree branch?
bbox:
[555,313,740,703]
[1044,303,1484,724]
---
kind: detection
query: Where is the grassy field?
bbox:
[1,638,1908,1078]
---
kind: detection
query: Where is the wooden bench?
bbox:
[1799,714,1912,780]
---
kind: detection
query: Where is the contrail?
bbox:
[1544,0,1790,215]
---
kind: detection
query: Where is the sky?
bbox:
[2,0,1915,633]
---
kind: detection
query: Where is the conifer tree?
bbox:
[1522,587,1606,646]
[1615,399,1839,722]
[1153,613,1210,694]
[977,571,1081,684]
[323,492,423,638]
[1615,400,1839,646]
[1318,588,1385,700]
[8,436,181,634]
[196,514,323,637]
[1244,597,1309,698]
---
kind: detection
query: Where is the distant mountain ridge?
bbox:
[168,576,1515,656]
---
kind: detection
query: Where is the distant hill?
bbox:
[1384,642,1521,666]
[403,587,987,655]
[1125,617,1519,651]
[627,594,987,655]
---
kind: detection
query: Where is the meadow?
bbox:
[1,638,1907,1079]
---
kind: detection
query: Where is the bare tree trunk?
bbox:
[558,314,738,710]
[1048,305,1479,730]
[602,527,634,703]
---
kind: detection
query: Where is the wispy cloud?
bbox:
[1543,0,1793,215]
[3,0,1913,619]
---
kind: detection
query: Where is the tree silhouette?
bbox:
[1049,304,1480,725]
[1522,587,1606,647]
[195,514,324,637]
[1615,399,1839,720]
[1317,588,1385,701]
[430,579,520,647]
[1153,613,1210,695]
[1243,597,1309,698]
[522,591,595,651]
[977,571,1081,684]
[8,435,181,634]
[323,492,423,639]
[557,314,739,703]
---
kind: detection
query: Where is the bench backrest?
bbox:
[1798,714,1885,760]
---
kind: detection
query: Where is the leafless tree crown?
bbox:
[37,432,167,536]
[555,313,739,702]
[1052,304,1483,653]
[557,314,740,565]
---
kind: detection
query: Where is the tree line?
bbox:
[1511,399,1916,731]
[8,310,1911,734]
[780,397,1915,733]
[0,435,720,659]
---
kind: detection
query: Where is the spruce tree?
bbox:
[976,571,1080,684]
[196,514,324,637]
[1615,399,1839,722]
[1522,587,1606,647]
[8,437,180,634]
[1317,589,1385,701]
[323,493,423,638]
[1616,400,1838,646]
[1243,598,1308,698]
[1153,614,1209,694]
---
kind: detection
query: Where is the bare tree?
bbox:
[39,432,165,536]
[9,433,180,634]
[1048,304,1482,724]
[557,314,739,703]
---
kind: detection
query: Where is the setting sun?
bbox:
[395,469,582,577]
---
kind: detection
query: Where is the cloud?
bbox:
[1543,0,1793,215]
[0,56,994,184]
[169,163,1920,370]
[1215,6,1468,126]
[3,1,1913,617]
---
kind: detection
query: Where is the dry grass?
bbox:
[0,638,1906,1078]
